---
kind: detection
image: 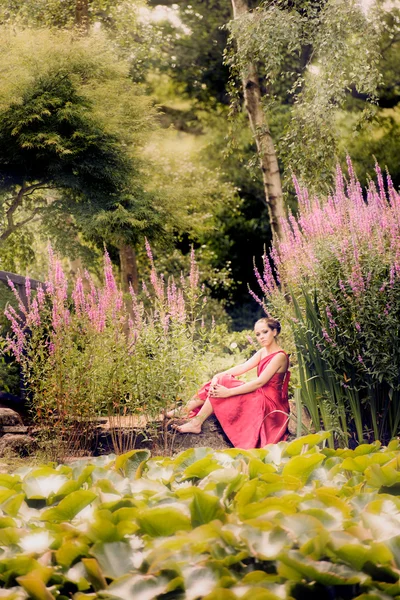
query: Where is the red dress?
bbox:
[196,351,290,449]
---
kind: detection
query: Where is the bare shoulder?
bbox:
[270,351,288,371]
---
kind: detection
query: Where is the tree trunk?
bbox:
[230,0,285,241]
[119,244,139,294]
[75,0,89,33]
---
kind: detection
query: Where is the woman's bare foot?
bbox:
[173,417,202,434]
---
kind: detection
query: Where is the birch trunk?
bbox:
[230,0,285,240]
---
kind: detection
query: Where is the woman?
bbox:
[173,317,290,449]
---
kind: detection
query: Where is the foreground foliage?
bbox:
[3,434,400,598]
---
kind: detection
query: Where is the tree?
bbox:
[230,0,285,241]
[228,0,388,190]
[0,28,161,287]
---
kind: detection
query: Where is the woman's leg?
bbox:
[165,396,205,418]
[174,398,214,434]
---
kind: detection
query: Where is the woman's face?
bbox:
[254,322,277,347]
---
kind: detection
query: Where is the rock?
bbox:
[0,434,36,457]
[164,415,233,453]
[0,407,23,427]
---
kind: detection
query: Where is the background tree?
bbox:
[0,28,161,287]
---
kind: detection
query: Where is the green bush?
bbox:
[253,161,400,445]
[3,244,217,457]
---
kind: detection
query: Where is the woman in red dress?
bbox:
[174,317,290,449]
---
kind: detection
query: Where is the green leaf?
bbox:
[0,474,21,490]
[82,558,108,591]
[0,527,20,546]
[15,576,54,600]
[55,540,90,568]
[136,505,191,537]
[284,432,331,457]
[3,494,24,517]
[203,590,237,600]
[99,574,170,599]
[278,550,369,585]
[90,542,135,579]
[22,474,69,500]
[248,459,276,479]
[190,489,225,527]
[114,450,150,478]
[182,457,221,480]
[41,490,97,522]
[16,568,54,600]
[281,454,325,483]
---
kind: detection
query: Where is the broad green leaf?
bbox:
[48,480,81,504]
[55,540,90,568]
[281,514,325,545]
[189,489,225,527]
[22,475,69,500]
[90,542,135,579]
[284,432,331,456]
[248,459,276,479]
[0,474,21,490]
[0,557,41,587]
[203,589,237,600]
[240,588,284,600]
[87,518,120,543]
[15,573,54,600]
[99,574,170,599]
[0,516,16,528]
[3,494,24,517]
[0,528,20,546]
[41,490,97,522]
[341,454,390,473]
[235,480,263,508]
[114,450,150,479]
[173,447,213,471]
[183,566,217,600]
[239,497,297,520]
[182,457,221,480]
[278,551,369,585]
[240,525,288,560]
[82,558,108,591]
[281,454,325,483]
[0,490,15,505]
[137,505,191,537]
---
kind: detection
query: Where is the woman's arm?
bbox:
[211,350,263,383]
[211,353,287,398]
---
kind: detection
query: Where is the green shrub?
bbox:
[3,244,217,457]
[252,161,400,445]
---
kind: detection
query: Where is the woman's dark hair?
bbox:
[255,317,281,335]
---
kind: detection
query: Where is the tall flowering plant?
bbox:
[253,160,400,444]
[4,243,214,456]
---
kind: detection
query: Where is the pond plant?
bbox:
[3,243,214,458]
[2,434,400,599]
[252,160,400,446]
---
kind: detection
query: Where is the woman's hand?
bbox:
[210,384,230,398]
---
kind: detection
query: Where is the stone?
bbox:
[0,434,36,457]
[164,415,233,453]
[0,407,23,427]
